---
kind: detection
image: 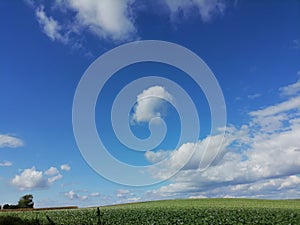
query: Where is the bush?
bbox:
[2,204,9,209]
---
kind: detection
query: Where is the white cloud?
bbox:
[116,189,130,198]
[45,166,60,176]
[60,164,71,171]
[249,96,300,117]
[145,150,172,163]
[145,126,246,179]
[44,167,63,184]
[0,160,12,167]
[90,192,100,197]
[145,79,300,200]
[44,166,63,184]
[64,190,88,200]
[48,174,63,184]
[30,0,229,45]
[279,80,300,97]
[131,86,174,123]
[163,0,226,22]
[0,134,24,148]
[11,167,48,190]
[248,93,261,99]
[114,189,141,204]
[66,0,136,41]
[189,195,207,199]
[11,166,63,190]
[36,6,66,42]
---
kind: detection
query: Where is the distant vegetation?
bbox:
[1,194,34,210]
[0,198,300,224]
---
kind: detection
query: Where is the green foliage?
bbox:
[0,216,40,225]
[0,199,299,225]
[18,194,34,208]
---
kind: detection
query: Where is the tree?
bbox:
[18,194,34,208]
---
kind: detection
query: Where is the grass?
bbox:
[0,198,300,224]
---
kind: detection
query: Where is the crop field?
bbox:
[1,198,300,224]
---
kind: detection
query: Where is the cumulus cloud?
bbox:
[145,79,300,200]
[33,0,137,43]
[66,0,136,41]
[29,0,229,45]
[163,0,226,22]
[44,167,63,184]
[145,150,172,164]
[45,166,60,176]
[0,160,13,167]
[60,164,71,171]
[0,134,24,148]
[145,126,247,180]
[64,190,88,200]
[36,6,66,42]
[11,166,63,190]
[131,86,174,123]
[11,167,48,190]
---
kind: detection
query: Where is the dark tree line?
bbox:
[1,194,34,210]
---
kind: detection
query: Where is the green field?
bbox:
[1,198,300,224]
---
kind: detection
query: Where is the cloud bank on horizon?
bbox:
[137,77,300,200]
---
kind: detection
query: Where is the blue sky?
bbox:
[1,0,300,207]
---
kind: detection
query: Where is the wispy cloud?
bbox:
[28,0,229,46]
[0,134,24,148]
[36,6,67,43]
[279,79,300,97]
[115,189,141,204]
[0,160,13,167]
[247,93,261,99]
[291,39,300,50]
[249,96,300,117]
[89,192,100,197]
[163,0,227,22]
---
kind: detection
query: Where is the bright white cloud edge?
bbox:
[0,134,24,148]
[10,164,70,191]
[131,86,173,123]
[143,78,300,200]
